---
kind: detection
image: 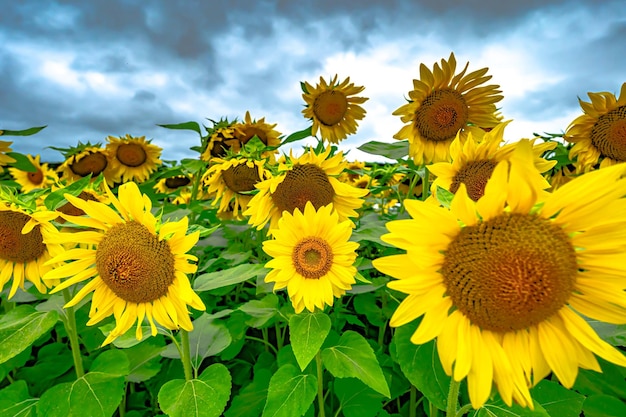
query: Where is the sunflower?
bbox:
[373,158,626,409]
[106,134,163,183]
[564,82,626,172]
[200,119,245,161]
[243,146,368,234]
[0,202,63,298]
[302,75,368,144]
[9,154,59,192]
[203,157,271,218]
[428,122,556,202]
[393,52,503,165]
[263,202,359,313]
[154,175,192,194]
[42,182,205,345]
[0,141,16,166]
[232,111,282,155]
[56,144,119,186]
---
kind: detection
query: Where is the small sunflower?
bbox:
[0,141,16,166]
[393,52,503,165]
[203,157,271,218]
[374,160,626,409]
[0,202,63,298]
[263,202,359,313]
[232,111,282,155]
[43,182,205,345]
[564,82,626,172]
[243,147,368,234]
[428,122,556,202]
[548,164,577,191]
[302,75,368,144]
[200,119,245,161]
[56,143,119,186]
[106,135,163,183]
[154,175,192,194]
[9,154,59,192]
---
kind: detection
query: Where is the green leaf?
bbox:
[0,380,37,417]
[391,322,450,410]
[530,380,584,417]
[279,126,312,147]
[0,305,58,364]
[158,363,232,417]
[357,140,409,160]
[124,338,167,383]
[43,174,93,210]
[334,378,384,417]
[1,125,47,136]
[289,311,331,371]
[15,342,74,396]
[262,364,317,417]
[225,368,272,417]
[5,152,37,172]
[239,293,279,328]
[573,357,626,399]
[583,394,626,417]
[352,212,395,248]
[194,263,267,292]
[158,121,202,135]
[471,398,549,417]
[322,330,390,398]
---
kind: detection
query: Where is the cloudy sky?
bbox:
[1,0,624,163]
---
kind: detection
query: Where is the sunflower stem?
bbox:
[62,289,85,379]
[421,168,430,201]
[188,165,205,225]
[456,403,474,417]
[180,329,194,381]
[409,384,417,417]
[446,378,461,417]
[316,350,326,417]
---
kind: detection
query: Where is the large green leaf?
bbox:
[239,293,279,328]
[470,398,549,417]
[530,380,584,417]
[194,263,267,291]
[158,363,231,417]
[5,152,37,172]
[583,394,626,417]
[262,364,317,417]
[391,322,450,410]
[0,305,58,364]
[334,378,384,417]
[279,126,312,147]
[357,140,409,160]
[123,338,167,383]
[225,368,272,417]
[0,380,37,417]
[322,330,390,398]
[289,311,331,371]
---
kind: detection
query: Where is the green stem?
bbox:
[316,351,325,417]
[456,403,474,417]
[245,336,279,355]
[421,168,430,201]
[180,329,194,381]
[446,378,461,417]
[188,164,205,224]
[409,385,417,417]
[118,382,127,417]
[275,323,284,351]
[62,289,84,379]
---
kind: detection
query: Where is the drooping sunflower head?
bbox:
[154,175,193,194]
[43,181,205,345]
[0,140,16,166]
[54,185,108,224]
[564,82,626,172]
[374,160,626,409]
[263,202,359,313]
[0,200,64,299]
[8,154,59,193]
[203,157,271,218]
[243,146,368,234]
[56,142,119,186]
[393,52,503,165]
[105,134,163,183]
[200,118,245,161]
[302,75,368,144]
[231,111,282,157]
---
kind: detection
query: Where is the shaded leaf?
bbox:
[194,263,267,291]
[335,378,384,417]
[531,380,584,417]
[583,394,626,417]
[262,364,317,417]
[124,338,167,383]
[240,293,279,328]
[225,368,272,417]
[289,311,331,371]
[0,305,58,364]
[0,380,37,417]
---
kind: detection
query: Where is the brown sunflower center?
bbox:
[117,143,148,167]
[313,90,349,126]
[165,176,191,189]
[0,211,45,263]
[415,89,469,142]
[27,169,44,185]
[449,159,497,201]
[292,236,334,279]
[590,105,626,161]
[221,163,261,194]
[96,221,176,304]
[70,152,108,177]
[240,126,268,145]
[272,164,335,214]
[441,212,577,332]
[56,191,99,221]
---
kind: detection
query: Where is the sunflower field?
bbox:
[2,53,626,417]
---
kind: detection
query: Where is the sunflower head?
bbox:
[393,52,503,165]
[8,154,59,193]
[55,141,119,186]
[302,75,368,144]
[106,134,163,183]
[199,118,245,161]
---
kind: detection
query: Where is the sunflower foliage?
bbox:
[1,72,626,417]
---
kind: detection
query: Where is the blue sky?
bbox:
[1,0,625,163]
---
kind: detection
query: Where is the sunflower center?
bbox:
[221,164,261,194]
[57,191,99,220]
[272,164,335,214]
[96,221,176,304]
[117,143,147,167]
[441,212,577,332]
[27,169,44,185]
[240,126,268,145]
[449,159,497,201]
[415,89,469,142]
[70,152,108,177]
[0,211,45,263]
[164,176,191,189]
[590,105,626,161]
[314,91,349,126]
[292,236,334,279]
